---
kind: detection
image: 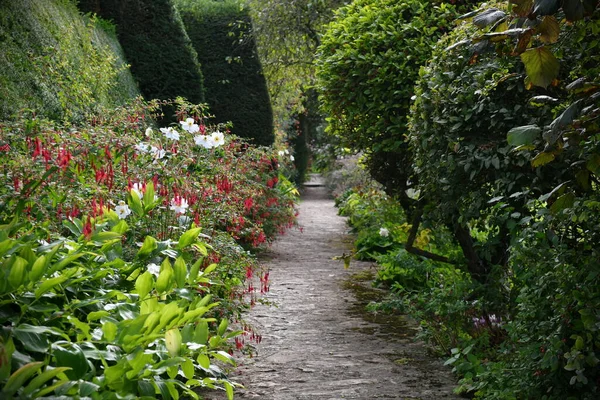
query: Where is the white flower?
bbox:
[379,227,390,237]
[115,200,131,219]
[135,142,150,153]
[211,130,225,147]
[284,149,289,154]
[290,155,295,162]
[145,127,153,137]
[160,127,180,141]
[131,183,144,199]
[150,146,166,160]
[278,150,285,156]
[147,263,160,277]
[180,117,199,133]
[194,134,215,149]
[170,196,189,214]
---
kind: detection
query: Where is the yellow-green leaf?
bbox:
[135,271,154,300]
[8,256,28,288]
[2,362,44,397]
[165,329,182,357]
[520,46,559,88]
[177,228,202,249]
[537,15,560,44]
[173,257,187,288]
[137,236,157,257]
[531,152,555,167]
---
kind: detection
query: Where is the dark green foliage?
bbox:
[77,0,205,117]
[175,0,274,146]
[316,0,465,199]
[0,0,139,122]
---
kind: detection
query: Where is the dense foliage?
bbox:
[0,0,139,122]
[322,0,600,398]
[77,0,206,112]
[315,0,465,202]
[0,99,298,398]
[175,0,274,146]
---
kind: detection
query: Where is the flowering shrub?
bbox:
[0,97,298,398]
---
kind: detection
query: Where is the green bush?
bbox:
[0,0,139,122]
[77,0,205,115]
[175,0,275,146]
[315,0,464,199]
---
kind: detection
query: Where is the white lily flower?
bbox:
[150,146,166,160]
[135,142,149,153]
[194,134,216,149]
[115,200,131,219]
[290,155,295,161]
[170,196,189,214]
[278,150,285,156]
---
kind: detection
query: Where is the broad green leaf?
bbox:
[177,228,202,249]
[563,0,595,21]
[188,258,203,285]
[550,192,575,214]
[156,259,173,293]
[29,255,47,283]
[510,0,533,16]
[182,358,195,380]
[78,381,100,396]
[68,316,91,341]
[173,257,187,288]
[31,380,70,399]
[102,321,117,342]
[8,256,28,288]
[143,181,156,210]
[204,263,217,275]
[197,354,210,369]
[217,319,228,336]
[586,154,600,176]
[87,310,110,322]
[1,361,44,397]
[537,15,560,43]
[111,220,129,234]
[543,100,583,145]
[224,381,234,400]
[50,252,85,274]
[212,351,235,366]
[520,46,559,88]
[128,189,144,217]
[137,236,157,257]
[35,274,69,299]
[22,366,71,396]
[165,329,182,357]
[126,351,153,379]
[0,239,15,258]
[507,125,542,146]
[52,342,88,380]
[13,326,51,353]
[138,380,155,396]
[531,152,555,167]
[135,271,154,300]
[194,321,209,345]
[90,231,123,243]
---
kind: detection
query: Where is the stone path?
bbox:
[205,183,460,399]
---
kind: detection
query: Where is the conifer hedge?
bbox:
[77,0,205,113]
[175,0,274,146]
[0,0,139,121]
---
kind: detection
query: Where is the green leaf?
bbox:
[473,8,506,28]
[136,271,154,300]
[87,310,110,322]
[90,231,123,243]
[52,342,88,380]
[165,329,182,357]
[78,381,100,396]
[197,354,210,369]
[22,366,71,396]
[2,361,44,397]
[224,381,234,400]
[520,46,559,88]
[182,358,195,380]
[8,256,28,289]
[510,0,534,16]
[177,228,202,249]
[507,125,542,147]
[143,181,156,210]
[137,236,157,257]
[531,152,555,167]
[194,321,209,345]
[188,258,204,285]
[102,321,117,342]
[550,192,575,214]
[156,259,173,293]
[204,263,217,275]
[128,189,144,217]
[217,319,228,336]
[543,100,583,145]
[563,0,593,21]
[532,0,560,16]
[173,257,187,288]
[29,255,47,283]
[35,274,69,299]
[111,220,129,234]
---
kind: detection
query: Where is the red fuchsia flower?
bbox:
[0,144,10,152]
[245,266,253,280]
[57,148,72,171]
[91,198,105,218]
[244,198,253,213]
[31,137,43,159]
[82,218,93,240]
[216,176,233,194]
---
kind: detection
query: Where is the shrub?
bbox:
[77,0,206,114]
[175,0,275,146]
[0,0,139,122]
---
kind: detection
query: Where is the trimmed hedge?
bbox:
[0,0,139,122]
[77,0,205,115]
[175,0,274,146]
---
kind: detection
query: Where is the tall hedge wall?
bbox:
[0,0,139,122]
[175,0,274,146]
[77,0,205,115]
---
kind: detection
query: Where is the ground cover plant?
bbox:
[0,98,298,398]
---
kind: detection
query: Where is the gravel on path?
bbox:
[204,183,460,400]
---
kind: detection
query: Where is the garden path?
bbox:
[205,178,460,399]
